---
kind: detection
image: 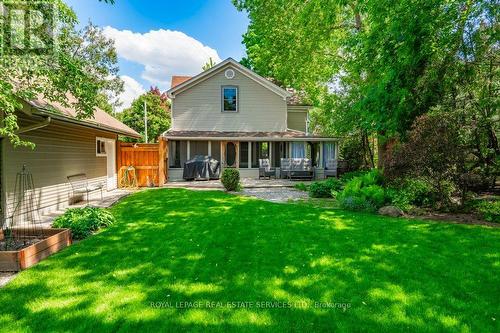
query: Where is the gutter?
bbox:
[161,135,339,142]
[32,108,141,139]
[15,116,51,134]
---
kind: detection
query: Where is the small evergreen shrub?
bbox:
[309,178,343,198]
[476,200,500,223]
[221,168,241,191]
[337,169,388,211]
[52,207,115,239]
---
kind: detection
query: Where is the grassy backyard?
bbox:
[1,188,499,332]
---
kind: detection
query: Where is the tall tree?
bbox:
[119,89,171,143]
[0,1,123,148]
[234,0,498,167]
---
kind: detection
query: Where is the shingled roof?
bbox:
[27,95,140,138]
[162,129,337,141]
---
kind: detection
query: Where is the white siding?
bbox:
[2,116,117,220]
[172,65,287,132]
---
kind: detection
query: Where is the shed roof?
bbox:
[27,95,141,138]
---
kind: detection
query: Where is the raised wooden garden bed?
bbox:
[0,228,72,271]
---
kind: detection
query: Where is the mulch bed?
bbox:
[0,238,46,251]
[407,212,499,228]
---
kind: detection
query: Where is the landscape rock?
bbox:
[378,206,404,217]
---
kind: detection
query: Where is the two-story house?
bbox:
[163,58,338,180]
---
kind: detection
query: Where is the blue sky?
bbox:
[64,0,249,110]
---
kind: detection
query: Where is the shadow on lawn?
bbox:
[0,189,499,332]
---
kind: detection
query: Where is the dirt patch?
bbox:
[407,212,499,228]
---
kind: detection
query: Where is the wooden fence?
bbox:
[117,139,168,187]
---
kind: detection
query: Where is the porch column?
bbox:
[269,142,273,165]
[319,142,324,167]
[248,141,251,169]
[187,140,190,160]
[208,141,211,156]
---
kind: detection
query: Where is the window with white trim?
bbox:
[222,86,238,112]
[96,138,107,156]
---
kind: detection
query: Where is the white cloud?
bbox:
[103,27,221,89]
[116,75,146,112]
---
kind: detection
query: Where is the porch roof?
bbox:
[162,129,338,142]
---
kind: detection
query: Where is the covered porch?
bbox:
[162,130,339,181]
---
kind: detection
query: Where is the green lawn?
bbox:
[1,189,499,332]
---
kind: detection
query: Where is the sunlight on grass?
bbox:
[310,255,335,268]
[170,281,223,295]
[0,189,498,332]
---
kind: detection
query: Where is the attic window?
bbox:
[222,86,238,112]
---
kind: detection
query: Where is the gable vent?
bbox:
[224,69,235,79]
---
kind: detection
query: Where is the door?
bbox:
[221,141,239,168]
[105,139,117,190]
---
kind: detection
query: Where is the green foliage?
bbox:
[338,131,376,171]
[52,207,115,239]
[308,178,343,198]
[476,201,500,223]
[119,88,171,143]
[294,183,309,191]
[340,170,369,183]
[202,57,216,71]
[387,178,440,212]
[0,4,123,148]
[220,168,241,191]
[234,0,499,172]
[337,169,387,211]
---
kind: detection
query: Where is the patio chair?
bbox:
[324,159,338,178]
[259,159,276,179]
[280,158,291,179]
[67,173,104,204]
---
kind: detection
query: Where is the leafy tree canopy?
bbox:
[234,0,498,141]
[119,87,171,143]
[0,0,123,148]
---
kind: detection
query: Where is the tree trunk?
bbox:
[377,132,386,170]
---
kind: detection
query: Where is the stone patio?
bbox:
[165,178,311,202]
[164,178,312,189]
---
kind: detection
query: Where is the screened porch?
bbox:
[167,139,338,181]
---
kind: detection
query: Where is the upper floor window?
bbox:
[222,86,238,112]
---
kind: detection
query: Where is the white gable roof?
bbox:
[167,58,292,99]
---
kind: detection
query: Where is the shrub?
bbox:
[221,168,241,191]
[476,200,500,223]
[387,177,440,211]
[339,196,376,212]
[309,178,343,198]
[340,170,368,183]
[337,169,388,211]
[294,183,309,191]
[52,207,115,239]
